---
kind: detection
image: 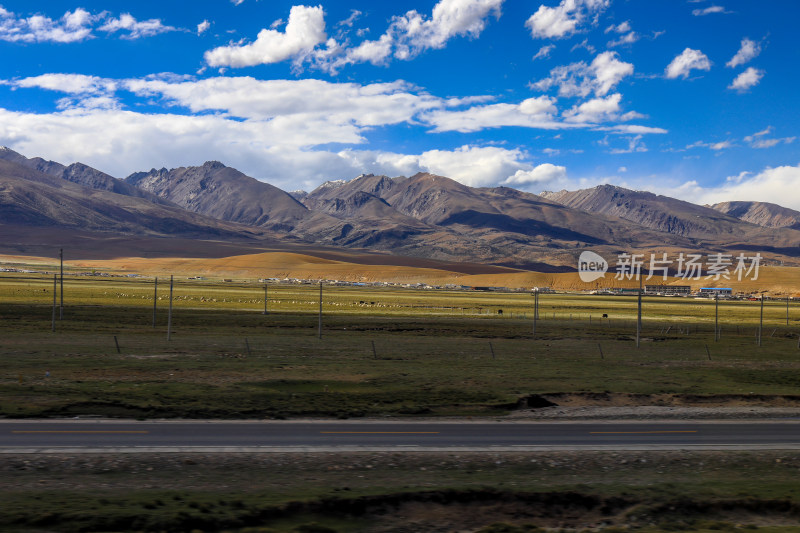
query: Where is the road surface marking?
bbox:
[320,431,439,435]
[12,431,150,434]
[590,431,698,434]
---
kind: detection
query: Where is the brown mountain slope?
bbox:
[0,158,269,240]
[125,161,315,231]
[304,175,435,230]
[124,164,436,249]
[310,172,691,248]
[540,184,754,238]
[711,201,800,230]
[0,146,166,203]
[541,184,800,259]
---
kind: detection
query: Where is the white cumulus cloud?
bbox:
[424,96,560,132]
[532,44,555,60]
[726,37,761,68]
[605,20,630,34]
[204,5,327,67]
[342,33,394,65]
[608,134,647,154]
[98,13,175,39]
[728,67,764,92]
[324,0,503,72]
[0,7,96,42]
[415,145,538,187]
[123,77,444,129]
[692,5,729,16]
[11,74,117,95]
[332,145,548,189]
[503,163,567,186]
[677,165,800,211]
[743,126,795,149]
[686,140,732,151]
[525,0,609,40]
[392,0,503,58]
[0,72,662,191]
[531,51,634,97]
[563,93,626,123]
[197,20,211,35]
[665,48,711,79]
[0,7,175,42]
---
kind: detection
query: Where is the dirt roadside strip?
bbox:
[3,405,800,423]
[510,406,800,420]
[2,406,800,424]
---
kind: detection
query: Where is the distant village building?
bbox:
[698,287,733,297]
[645,284,691,296]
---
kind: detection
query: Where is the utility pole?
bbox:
[532,289,539,338]
[59,248,63,320]
[715,293,719,341]
[787,295,790,327]
[263,282,268,315]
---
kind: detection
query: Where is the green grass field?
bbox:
[3,451,800,532]
[2,274,799,418]
[3,274,800,532]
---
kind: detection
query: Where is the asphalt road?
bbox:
[2,419,800,452]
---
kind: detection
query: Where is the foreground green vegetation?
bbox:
[3,275,800,532]
[1,275,799,418]
[2,451,800,532]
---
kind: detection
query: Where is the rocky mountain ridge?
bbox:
[3,146,800,268]
[711,201,800,230]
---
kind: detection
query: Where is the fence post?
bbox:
[167,275,174,341]
[152,277,158,328]
[758,294,764,346]
[636,275,642,348]
[318,281,323,339]
[59,248,64,320]
[51,274,57,332]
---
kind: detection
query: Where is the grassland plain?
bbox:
[1,273,800,418]
[3,451,800,532]
[3,275,800,532]
[4,250,800,295]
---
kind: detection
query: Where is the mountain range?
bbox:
[1,146,799,270]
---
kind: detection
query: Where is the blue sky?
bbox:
[1,0,799,208]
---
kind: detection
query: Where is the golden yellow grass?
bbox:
[3,251,799,295]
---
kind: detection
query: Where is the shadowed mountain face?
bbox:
[0,158,269,240]
[3,148,800,268]
[124,164,436,250]
[712,201,800,230]
[303,173,695,249]
[126,161,312,231]
[0,147,167,204]
[540,184,755,239]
